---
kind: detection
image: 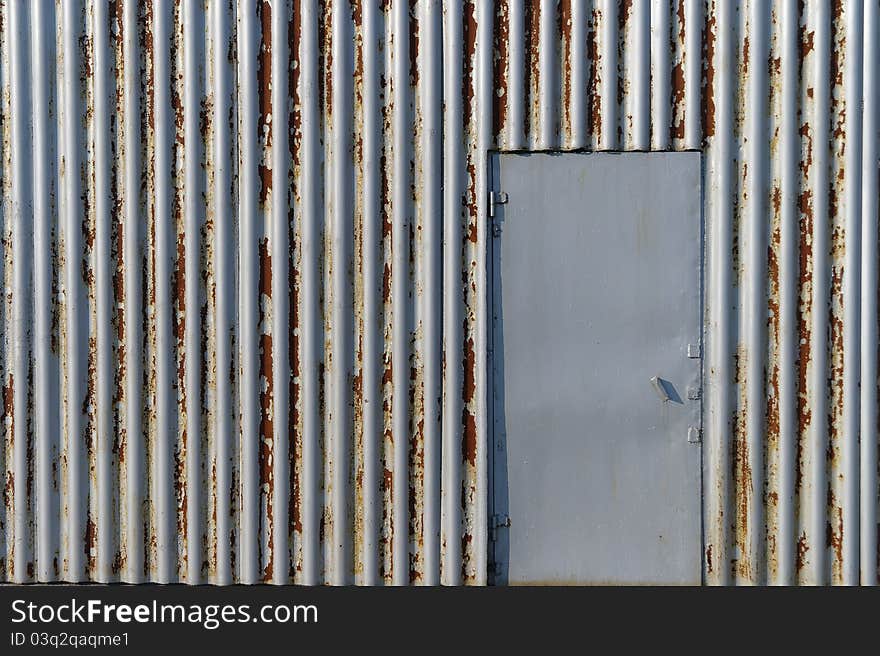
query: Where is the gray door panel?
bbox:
[490,152,703,585]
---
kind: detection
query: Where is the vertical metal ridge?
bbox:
[740,0,769,585]
[827,0,848,585]
[651,0,671,150]
[270,0,291,587]
[354,0,381,587]
[351,0,366,583]
[774,0,798,586]
[182,0,206,586]
[84,0,98,585]
[318,0,330,585]
[288,0,302,584]
[597,0,617,149]
[149,0,174,584]
[389,0,410,586]
[1,0,9,582]
[441,0,463,586]
[205,0,219,584]
[458,0,492,586]
[840,0,863,586]
[705,0,733,586]
[524,0,538,148]
[237,0,258,585]
[461,0,481,585]
[31,0,60,584]
[408,0,425,585]
[60,0,87,583]
[10,0,34,583]
[505,0,525,149]
[255,0,275,586]
[374,0,388,586]
[121,0,145,583]
[209,0,236,585]
[472,0,492,586]
[794,0,814,587]
[297,0,320,586]
[536,0,557,149]
[326,0,354,586]
[624,0,650,149]
[804,0,830,585]
[416,0,442,586]
[765,0,782,584]
[683,0,701,149]
[860,0,879,587]
[169,0,188,585]
[671,0,687,150]
[566,0,587,149]
[90,0,113,584]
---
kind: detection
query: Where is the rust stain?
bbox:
[85,515,96,573]
[799,25,814,60]
[559,0,572,141]
[796,113,814,495]
[351,0,367,582]
[289,0,304,563]
[826,491,844,575]
[766,183,782,464]
[320,0,332,120]
[466,162,477,244]
[462,335,476,467]
[172,233,186,395]
[588,8,601,141]
[463,0,478,125]
[378,7,395,580]
[2,376,12,423]
[733,345,752,579]
[670,0,688,144]
[493,0,509,143]
[671,60,686,141]
[617,0,633,111]
[3,472,13,515]
[409,0,419,87]
[258,237,274,582]
[796,531,809,573]
[524,0,538,140]
[703,8,717,139]
[257,0,273,209]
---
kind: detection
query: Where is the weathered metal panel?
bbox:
[0,0,877,585]
[490,151,703,585]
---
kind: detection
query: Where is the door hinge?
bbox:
[489,190,509,218]
[489,514,510,542]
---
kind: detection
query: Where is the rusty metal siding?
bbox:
[0,0,877,585]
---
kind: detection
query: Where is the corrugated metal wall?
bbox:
[0,0,877,585]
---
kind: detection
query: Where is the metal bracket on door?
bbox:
[489,190,509,219]
[489,514,511,542]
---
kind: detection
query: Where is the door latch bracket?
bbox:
[489,190,509,218]
[489,514,511,542]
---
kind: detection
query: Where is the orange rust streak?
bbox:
[257,0,273,208]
